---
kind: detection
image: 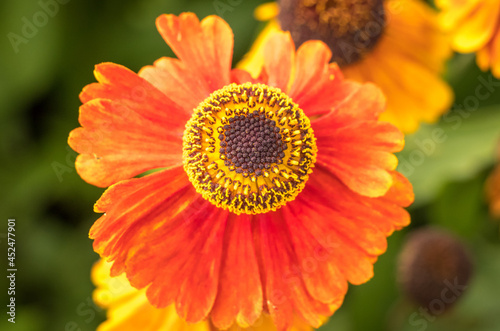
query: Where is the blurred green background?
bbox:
[1,0,499,330]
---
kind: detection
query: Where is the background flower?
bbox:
[437,0,500,78]
[239,0,454,133]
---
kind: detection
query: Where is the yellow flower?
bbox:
[437,0,500,79]
[239,0,454,133]
[92,260,315,331]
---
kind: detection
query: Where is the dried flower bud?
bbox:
[398,227,473,314]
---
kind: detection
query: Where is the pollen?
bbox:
[279,0,385,66]
[183,83,317,215]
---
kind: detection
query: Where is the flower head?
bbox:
[437,0,500,78]
[240,0,454,133]
[69,12,413,330]
[278,0,386,66]
[183,82,317,215]
[397,227,473,312]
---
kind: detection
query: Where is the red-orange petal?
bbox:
[262,31,295,91]
[80,63,189,118]
[230,68,259,85]
[288,41,349,117]
[139,57,212,114]
[156,13,233,93]
[90,166,230,323]
[281,204,348,304]
[254,212,332,331]
[90,166,190,263]
[328,82,387,124]
[139,205,227,322]
[288,193,377,285]
[290,165,412,285]
[312,84,404,198]
[289,41,333,98]
[71,63,188,187]
[210,214,263,329]
[68,99,184,188]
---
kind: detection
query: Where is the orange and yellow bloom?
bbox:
[240,0,454,133]
[69,12,413,330]
[437,0,500,78]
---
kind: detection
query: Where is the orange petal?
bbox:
[308,165,412,238]
[211,214,263,329]
[312,91,404,197]
[262,31,295,91]
[72,62,190,187]
[288,193,377,286]
[383,171,415,210]
[280,205,348,304]
[289,40,332,99]
[90,166,190,260]
[327,82,387,124]
[156,13,233,93]
[141,205,227,322]
[487,28,500,78]
[80,63,189,117]
[68,98,184,188]
[254,213,331,330]
[293,165,412,283]
[90,166,229,323]
[486,164,500,217]
[437,0,482,30]
[287,41,353,118]
[452,1,500,52]
[370,49,453,129]
[475,24,500,76]
[230,68,259,85]
[139,57,212,114]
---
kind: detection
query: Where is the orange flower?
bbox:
[437,0,500,78]
[69,13,414,331]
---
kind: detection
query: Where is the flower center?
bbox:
[183,83,317,215]
[278,0,385,66]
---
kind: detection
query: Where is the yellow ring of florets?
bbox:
[182,83,317,215]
